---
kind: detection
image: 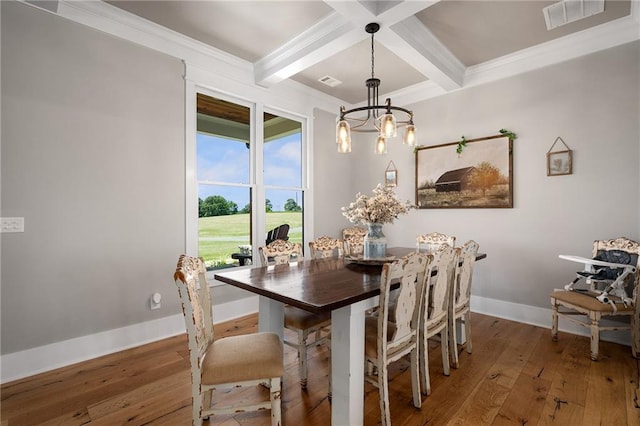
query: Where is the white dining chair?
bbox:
[416,232,456,252]
[342,226,368,257]
[365,252,429,425]
[448,240,480,368]
[173,255,283,425]
[551,237,640,360]
[419,244,457,396]
[259,239,333,393]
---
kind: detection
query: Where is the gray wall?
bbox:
[1,2,185,354]
[1,0,639,366]
[315,41,640,312]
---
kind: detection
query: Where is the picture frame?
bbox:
[547,150,572,176]
[546,137,572,176]
[385,161,397,187]
[415,134,513,209]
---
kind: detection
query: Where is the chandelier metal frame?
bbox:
[336,23,416,154]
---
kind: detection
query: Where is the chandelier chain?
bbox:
[370,31,375,80]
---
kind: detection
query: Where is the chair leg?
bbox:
[420,337,431,396]
[192,379,203,426]
[298,329,309,389]
[589,312,600,361]
[202,389,212,421]
[377,360,391,426]
[464,311,473,354]
[449,316,460,369]
[410,347,422,409]
[270,377,282,426]
[632,313,640,359]
[551,298,559,342]
[441,327,450,376]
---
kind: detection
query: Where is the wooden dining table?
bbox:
[214,247,486,425]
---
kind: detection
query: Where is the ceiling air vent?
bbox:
[318,75,342,87]
[543,0,605,30]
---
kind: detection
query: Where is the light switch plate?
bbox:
[1,217,25,233]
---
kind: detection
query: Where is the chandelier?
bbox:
[336,23,417,154]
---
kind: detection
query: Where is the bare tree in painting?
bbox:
[469,161,501,197]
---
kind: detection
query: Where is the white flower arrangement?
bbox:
[342,184,414,225]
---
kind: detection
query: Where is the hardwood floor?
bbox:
[2,312,639,425]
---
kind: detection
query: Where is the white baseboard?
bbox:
[0,296,259,383]
[470,294,632,347]
[1,294,630,383]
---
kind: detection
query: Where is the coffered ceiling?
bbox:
[93,1,637,105]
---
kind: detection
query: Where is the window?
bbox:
[194,92,305,270]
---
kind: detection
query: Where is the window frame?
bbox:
[185,82,310,282]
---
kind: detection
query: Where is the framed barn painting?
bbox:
[415,134,513,209]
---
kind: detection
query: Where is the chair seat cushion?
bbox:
[551,290,634,313]
[284,306,331,330]
[201,332,284,385]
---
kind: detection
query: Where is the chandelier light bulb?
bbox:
[379,113,397,139]
[374,135,387,155]
[336,120,351,145]
[338,137,352,153]
[404,124,417,146]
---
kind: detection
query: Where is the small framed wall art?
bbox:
[547,137,572,176]
[385,161,397,187]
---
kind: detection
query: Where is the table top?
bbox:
[214,247,486,315]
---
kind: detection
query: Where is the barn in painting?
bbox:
[435,166,475,192]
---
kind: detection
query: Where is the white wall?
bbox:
[316,41,640,312]
[1,0,638,382]
[0,1,336,382]
[1,1,186,354]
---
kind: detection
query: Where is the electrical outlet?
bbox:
[1,217,24,233]
[150,292,162,310]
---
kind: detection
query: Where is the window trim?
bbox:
[185,80,311,283]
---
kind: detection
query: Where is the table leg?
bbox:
[331,297,378,426]
[258,296,284,340]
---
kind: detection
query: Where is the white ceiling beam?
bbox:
[254,12,364,87]
[255,0,442,88]
[383,16,466,91]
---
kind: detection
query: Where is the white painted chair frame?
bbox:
[551,237,640,361]
[420,245,457,396]
[173,255,283,426]
[259,239,332,393]
[342,226,368,257]
[448,240,480,368]
[365,252,429,426]
[416,232,456,252]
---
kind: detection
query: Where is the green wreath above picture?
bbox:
[456,129,517,155]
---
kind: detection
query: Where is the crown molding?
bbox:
[19,0,640,113]
[53,0,250,72]
[464,14,640,88]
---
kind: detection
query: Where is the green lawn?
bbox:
[199,211,303,268]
